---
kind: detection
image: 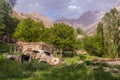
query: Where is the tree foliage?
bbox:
[97,8,120,58]
[83,8,120,58]
[0,0,19,42]
[14,18,45,42]
[83,34,104,57]
[50,23,76,50]
[76,27,86,35]
[45,23,76,58]
[0,0,12,35]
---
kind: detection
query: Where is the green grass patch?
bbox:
[0,43,11,54]
[84,54,100,61]
[64,54,99,65]
[64,56,80,64]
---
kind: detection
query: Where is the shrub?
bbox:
[79,54,86,60]
[0,58,23,79]
[22,60,51,72]
[63,51,75,58]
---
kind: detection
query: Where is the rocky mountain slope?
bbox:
[12,11,53,28]
[115,0,120,11]
[56,11,104,35]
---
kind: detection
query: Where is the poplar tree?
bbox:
[97,8,120,58]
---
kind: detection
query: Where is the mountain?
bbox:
[56,11,104,35]
[85,22,99,35]
[12,11,53,28]
[12,10,105,35]
[115,0,120,11]
[75,11,99,26]
[85,0,120,35]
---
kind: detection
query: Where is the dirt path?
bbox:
[93,58,120,65]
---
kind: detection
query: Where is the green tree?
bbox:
[49,23,76,58]
[14,18,45,42]
[4,16,19,42]
[76,27,86,36]
[0,0,18,42]
[0,0,11,36]
[98,8,120,58]
[83,34,104,57]
[40,28,54,44]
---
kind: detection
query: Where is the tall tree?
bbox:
[0,0,11,36]
[0,0,19,42]
[49,23,76,58]
[4,16,19,42]
[98,8,120,58]
[83,34,105,57]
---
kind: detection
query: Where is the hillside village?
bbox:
[0,0,120,80]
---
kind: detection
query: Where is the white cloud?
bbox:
[68,5,82,13]
[68,5,78,11]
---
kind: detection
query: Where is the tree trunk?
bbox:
[60,48,63,59]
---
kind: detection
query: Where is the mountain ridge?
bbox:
[12,11,53,28]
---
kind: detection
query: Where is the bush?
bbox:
[63,51,75,58]
[79,54,86,60]
[83,34,104,57]
[0,58,24,79]
[37,64,120,80]
[0,58,51,80]
[0,43,11,53]
[22,60,51,71]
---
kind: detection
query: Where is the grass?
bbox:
[64,54,99,64]
[84,54,100,60]
[64,56,79,64]
[0,57,120,80]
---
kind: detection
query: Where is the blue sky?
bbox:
[14,0,118,20]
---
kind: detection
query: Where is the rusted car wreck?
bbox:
[7,42,61,65]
